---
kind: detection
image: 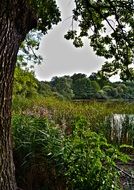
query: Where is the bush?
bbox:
[56,117,128,190]
[12,115,128,190]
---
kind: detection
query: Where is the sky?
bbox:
[35,0,105,81]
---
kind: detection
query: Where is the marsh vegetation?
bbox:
[12,97,134,190]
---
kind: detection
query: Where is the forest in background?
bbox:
[13,66,134,100]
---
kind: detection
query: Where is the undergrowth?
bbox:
[12,97,134,189]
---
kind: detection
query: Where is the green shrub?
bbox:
[55,117,128,190]
[12,115,128,190]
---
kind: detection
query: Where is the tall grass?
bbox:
[12,97,134,133]
[12,115,129,190]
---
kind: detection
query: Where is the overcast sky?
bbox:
[35,0,105,81]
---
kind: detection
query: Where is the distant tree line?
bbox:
[13,67,134,100]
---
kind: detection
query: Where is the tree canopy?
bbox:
[28,0,61,33]
[65,0,134,81]
[17,0,61,66]
[18,0,134,81]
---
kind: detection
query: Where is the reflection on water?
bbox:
[105,114,134,145]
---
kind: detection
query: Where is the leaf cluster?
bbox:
[18,0,61,67]
[29,0,61,34]
[65,0,134,80]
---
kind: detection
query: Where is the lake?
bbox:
[105,114,134,146]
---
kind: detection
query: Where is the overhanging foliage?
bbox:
[65,0,134,80]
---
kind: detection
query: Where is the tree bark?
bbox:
[0,1,37,189]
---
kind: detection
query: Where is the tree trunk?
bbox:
[0,17,18,190]
[0,1,37,189]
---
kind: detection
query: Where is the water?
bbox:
[105,114,134,145]
[104,114,134,190]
